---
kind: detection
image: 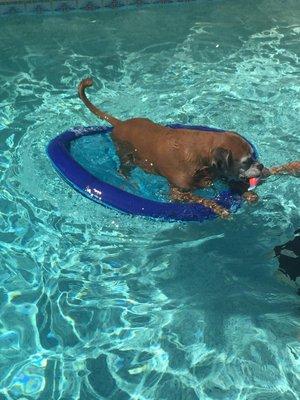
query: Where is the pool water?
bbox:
[0,1,300,399]
[71,131,172,202]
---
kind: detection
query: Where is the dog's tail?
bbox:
[78,78,120,127]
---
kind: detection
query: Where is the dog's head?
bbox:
[211,142,265,181]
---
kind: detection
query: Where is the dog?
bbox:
[78,78,300,218]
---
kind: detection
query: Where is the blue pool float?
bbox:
[46,124,257,222]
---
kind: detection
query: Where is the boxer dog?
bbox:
[78,78,300,218]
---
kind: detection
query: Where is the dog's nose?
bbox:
[256,163,264,171]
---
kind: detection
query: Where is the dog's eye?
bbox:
[241,158,252,167]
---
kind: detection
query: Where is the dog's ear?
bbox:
[211,147,233,171]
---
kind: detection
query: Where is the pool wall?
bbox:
[0,0,198,16]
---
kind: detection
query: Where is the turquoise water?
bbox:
[0,1,300,399]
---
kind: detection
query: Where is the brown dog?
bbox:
[78,78,299,218]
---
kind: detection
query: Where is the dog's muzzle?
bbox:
[239,162,264,179]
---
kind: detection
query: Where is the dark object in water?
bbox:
[275,230,300,294]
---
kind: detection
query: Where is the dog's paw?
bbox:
[213,205,231,219]
[220,208,231,219]
[243,191,259,203]
[198,177,213,188]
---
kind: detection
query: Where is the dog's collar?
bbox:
[249,141,259,160]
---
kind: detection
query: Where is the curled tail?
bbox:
[78,78,120,127]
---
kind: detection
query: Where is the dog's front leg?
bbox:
[170,187,231,219]
[193,167,214,189]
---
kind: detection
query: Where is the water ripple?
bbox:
[0,1,300,399]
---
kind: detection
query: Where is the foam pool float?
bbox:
[46,124,257,222]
